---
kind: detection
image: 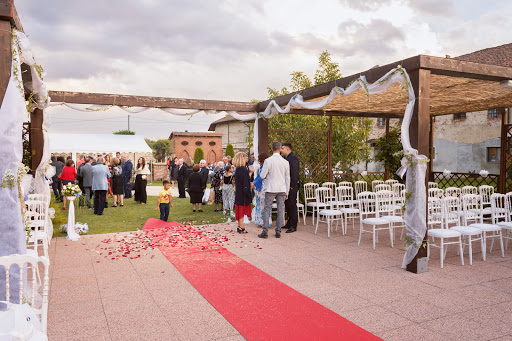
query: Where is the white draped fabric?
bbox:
[0,31,27,303]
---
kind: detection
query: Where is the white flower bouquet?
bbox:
[62,183,81,197]
[60,222,89,235]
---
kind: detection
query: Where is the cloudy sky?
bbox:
[17,0,512,140]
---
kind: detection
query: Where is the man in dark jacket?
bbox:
[177,158,187,198]
[50,156,65,202]
[199,159,209,186]
[122,155,133,198]
[79,157,94,209]
[281,142,300,233]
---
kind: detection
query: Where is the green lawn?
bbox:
[52,192,230,237]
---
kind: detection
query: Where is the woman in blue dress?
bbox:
[252,153,269,227]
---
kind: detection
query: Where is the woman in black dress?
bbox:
[110,157,124,207]
[170,156,178,187]
[188,164,206,212]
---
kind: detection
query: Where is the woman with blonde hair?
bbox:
[233,152,251,233]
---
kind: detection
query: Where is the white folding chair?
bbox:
[27,194,52,244]
[336,186,359,234]
[25,200,49,258]
[465,194,505,258]
[296,194,306,225]
[428,188,444,199]
[427,197,464,269]
[385,179,399,186]
[315,187,342,238]
[358,192,392,250]
[428,181,439,189]
[445,187,461,198]
[0,254,50,335]
[480,185,495,208]
[304,183,320,224]
[377,190,404,247]
[338,181,352,188]
[392,183,406,213]
[375,184,391,192]
[445,196,484,265]
[371,180,384,192]
[354,181,367,198]
[498,192,512,249]
[322,182,337,197]
[462,186,478,196]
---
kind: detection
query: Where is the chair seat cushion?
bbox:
[307,202,326,207]
[340,208,359,214]
[296,203,304,208]
[450,226,482,235]
[428,229,461,238]
[319,209,342,216]
[470,223,501,232]
[362,217,389,225]
[381,215,403,223]
[498,222,512,229]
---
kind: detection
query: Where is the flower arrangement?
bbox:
[62,183,81,197]
[60,222,89,235]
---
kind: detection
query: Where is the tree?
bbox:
[264,50,372,172]
[225,143,235,158]
[373,127,404,180]
[113,129,135,135]
[145,138,171,162]
[194,147,205,164]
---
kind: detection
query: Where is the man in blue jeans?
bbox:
[259,142,290,239]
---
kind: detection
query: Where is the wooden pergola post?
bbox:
[428,116,435,182]
[499,108,508,193]
[257,117,269,156]
[406,68,431,273]
[384,118,390,180]
[328,115,333,182]
[30,108,44,175]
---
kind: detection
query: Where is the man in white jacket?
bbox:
[259,141,290,239]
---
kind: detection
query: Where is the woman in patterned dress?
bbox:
[211,161,224,212]
[252,153,268,227]
[222,164,235,216]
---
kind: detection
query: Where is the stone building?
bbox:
[208,114,254,155]
[169,132,223,164]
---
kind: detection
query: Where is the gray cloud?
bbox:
[339,0,455,16]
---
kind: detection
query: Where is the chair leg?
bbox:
[358,222,363,246]
[372,225,376,251]
[440,239,444,269]
[499,230,505,258]
[303,209,306,226]
[468,235,473,266]
[327,217,330,238]
[480,234,486,261]
[315,215,319,235]
[459,237,464,266]
[389,225,394,248]
[490,235,495,253]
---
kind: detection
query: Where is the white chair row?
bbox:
[427,193,510,268]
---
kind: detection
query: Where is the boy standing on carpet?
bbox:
[155,180,174,222]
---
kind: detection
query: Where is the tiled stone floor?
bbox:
[47,217,512,340]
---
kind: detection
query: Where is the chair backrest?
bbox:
[428,197,443,228]
[428,182,438,189]
[375,184,391,192]
[443,196,461,227]
[358,191,377,219]
[479,185,495,206]
[392,183,405,197]
[428,188,444,199]
[375,190,394,217]
[462,186,478,196]
[304,183,319,202]
[315,187,333,208]
[371,180,384,192]
[338,181,352,188]
[336,186,355,207]
[321,182,337,197]
[462,194,483,224]
[445,187,461,198]
[0,254,49,334]
[385,179,399,186]
[506,192,512,221]
[354,181,367,197]
[491,193,507,224]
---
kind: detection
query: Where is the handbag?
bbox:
[253,173,263,192]
[207,189,215,205]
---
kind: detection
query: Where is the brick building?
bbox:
[169,132,223,164]
[208,114,254,155]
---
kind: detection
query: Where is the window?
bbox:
[488,108,499,118]
[181,141,189,146]
[195,141,203,146]
[209,141,216,146]
[377,118,386,128]
[453,113,466,121]
[487,147,500,163]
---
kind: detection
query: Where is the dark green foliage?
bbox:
[225,143,235,158]
[373,127,403,180]
[194,147,205,164]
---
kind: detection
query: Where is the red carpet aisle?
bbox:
[143,218,381,341]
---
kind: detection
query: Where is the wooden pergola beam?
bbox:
[48,91,258,112]
[289,109,403,119]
